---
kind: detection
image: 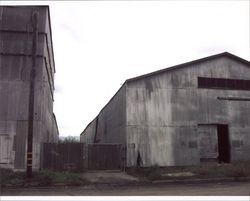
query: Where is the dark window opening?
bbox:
[198,77,207,88]
[217,78,227,88]
[217,124,230,163]
[227,79,235,89]
[207,77,216,88]
[198,77,250,91]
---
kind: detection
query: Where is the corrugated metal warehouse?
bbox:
[81,52,250,168]
[0,6,58,170]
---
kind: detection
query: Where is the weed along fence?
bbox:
[41,143,126,171]
[41,143,84,171]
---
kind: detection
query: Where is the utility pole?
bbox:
[26,11,38,178]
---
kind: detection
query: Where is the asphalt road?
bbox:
[1,181,250,196]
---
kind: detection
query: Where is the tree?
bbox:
[59,136,80,143]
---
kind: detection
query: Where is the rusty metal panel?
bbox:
[41,143,60,170]
[88,144,124,170]
[41,143,84,171]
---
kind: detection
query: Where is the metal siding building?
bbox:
[81,52,250,167]
[0,6,59,170]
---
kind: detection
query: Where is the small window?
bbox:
[246,80,250,90]
[217,78,227,88]
[235,79,243,90]
[198,77,250,91]
[198,77,207,88]
[207,78,217,88]
[227,79,235,89]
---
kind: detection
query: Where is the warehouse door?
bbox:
[198,125,218,163]
[87,144,125,170]
[217,124,230,163]
[0,135,10,164]
[198,124,230,164]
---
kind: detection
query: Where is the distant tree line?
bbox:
[59,136,80,143]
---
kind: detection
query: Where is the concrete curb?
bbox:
[151,176,250,185]
[2,176,250,189]
[102,177,250,187]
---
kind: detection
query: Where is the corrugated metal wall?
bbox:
[0,6,59,170]
[81,55,250,168]
[126,56,250,167]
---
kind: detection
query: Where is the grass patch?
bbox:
[187,161,250,178]
[0,169,89,187]
[33,170,90,186]
[126,161,250,181]
[0,168,26,187]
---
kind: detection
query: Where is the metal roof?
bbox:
[126,52,250,83]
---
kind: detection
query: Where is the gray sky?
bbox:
[1,1,250,137]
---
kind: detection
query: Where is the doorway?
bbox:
[217,124,230,163]
[198,124,230,164]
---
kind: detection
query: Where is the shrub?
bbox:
[0,168,89,187]
[34,170,89,186]
[34,170,55,186]
[59,136,80,143]
[0,168,25,187]
[126,161,250,180]
[64,172,88,186]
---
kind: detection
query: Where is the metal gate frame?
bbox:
[41,142,84,171]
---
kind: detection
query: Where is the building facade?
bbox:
[81,52,250,167]
[0,6,59,171]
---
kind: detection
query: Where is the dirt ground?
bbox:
[82,170,138,183]
[1,181,250,196]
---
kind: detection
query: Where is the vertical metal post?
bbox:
[26,11,38,178]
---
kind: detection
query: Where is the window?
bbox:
[198,77,250,91]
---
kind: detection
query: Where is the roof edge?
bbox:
[46,6,56,73]
[80,82,127,136]
[0,5,49,8]
[127,52,250,83]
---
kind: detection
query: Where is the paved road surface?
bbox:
[1,181,250,196]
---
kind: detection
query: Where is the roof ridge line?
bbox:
[126,52,250,83]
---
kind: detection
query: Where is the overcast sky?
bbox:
[1,1,250,137]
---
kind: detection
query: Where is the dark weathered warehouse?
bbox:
[0,6,58,170]
[81,52,250,167]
